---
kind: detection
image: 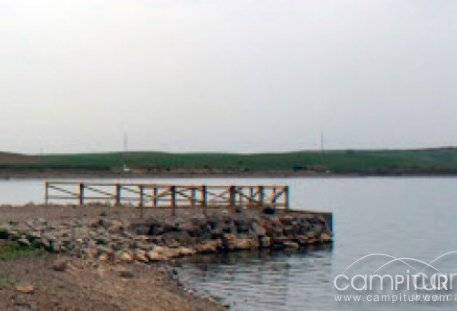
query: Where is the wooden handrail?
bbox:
[44,181,290,210]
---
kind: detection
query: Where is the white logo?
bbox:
[333,251,457,304]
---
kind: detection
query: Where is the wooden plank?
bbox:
[48,185,79,197]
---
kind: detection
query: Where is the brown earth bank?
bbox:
[0,252,222,311]
[0,204,333,310]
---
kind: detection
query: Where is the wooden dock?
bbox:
[45,182,290,214]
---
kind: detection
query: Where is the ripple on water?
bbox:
[177,246,333,311]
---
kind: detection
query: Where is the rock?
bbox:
[147,249,168,261]
[250,220,266,236]
[259,236,271,248]
[161,247,181,258]
[52,258,71,272]
[234,238,251,250]
[40,238,51,250]
[50,239,62,253]
[96,245,113,256]
[107,220,124,233]
[15,284,36,294]
[7,230,19,240]
[250,237,259,249]
[129,223,150,235]
[177,247,196,256]
[196,240,221,253]
[283,241,300,250]
[97,253,110,262]
[1,211,333,266]
[28,231,41,241]
[134,249,149,262]
[320,233,333,243]
[117,267,135,279]
[117,250,133,263]
[17,238,31,247]
[234,219,249,234]
[296,236,309,245]
[88,219,103,228]
[25,220,37,231]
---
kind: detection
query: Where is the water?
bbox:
[1,177,457,310]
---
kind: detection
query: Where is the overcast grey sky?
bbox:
[0,0,456,154]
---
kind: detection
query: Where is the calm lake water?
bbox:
[1,177,457,310]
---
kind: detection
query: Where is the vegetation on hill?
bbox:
[2,148,457,175]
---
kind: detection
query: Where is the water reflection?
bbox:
[177,245,333,311]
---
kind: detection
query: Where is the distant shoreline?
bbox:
[2,169,457,179]
[2,147,457,178]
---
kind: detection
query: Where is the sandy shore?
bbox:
[0,205,228,311]
[0,252,223,311]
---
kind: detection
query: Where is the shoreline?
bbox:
[2,169,457,179]
[0,204,333,310]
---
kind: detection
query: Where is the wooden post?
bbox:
[115,184,121,207]
[229,186,236,208]
[248,187,254,206]
[284,186,289,209]
[45,182,49,206]
[191,187,196,208]
[153,187,158,208]
[257,186,264,207]
[79,183,85,207]
[139,185,144,219]
[201,185,207,216]
[170,186,176,216]
[272,187,277,205]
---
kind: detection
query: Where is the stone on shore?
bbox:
[0,209,333,265]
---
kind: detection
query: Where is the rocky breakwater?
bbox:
[0,209,333,264]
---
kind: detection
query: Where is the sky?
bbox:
[0,0,456,154]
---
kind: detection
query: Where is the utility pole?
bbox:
[320,131,325,152]
[122,132,130,172]
[123,132,129,153]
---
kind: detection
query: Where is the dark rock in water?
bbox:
[283,241,300,250]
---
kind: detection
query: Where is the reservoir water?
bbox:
[1,177,457,310]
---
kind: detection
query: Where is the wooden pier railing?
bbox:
[45,182,290,211]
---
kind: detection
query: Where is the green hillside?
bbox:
[2,147,457,175]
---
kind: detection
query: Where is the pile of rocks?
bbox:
[0,210,332,264]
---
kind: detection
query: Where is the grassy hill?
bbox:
[2,147,457,175]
